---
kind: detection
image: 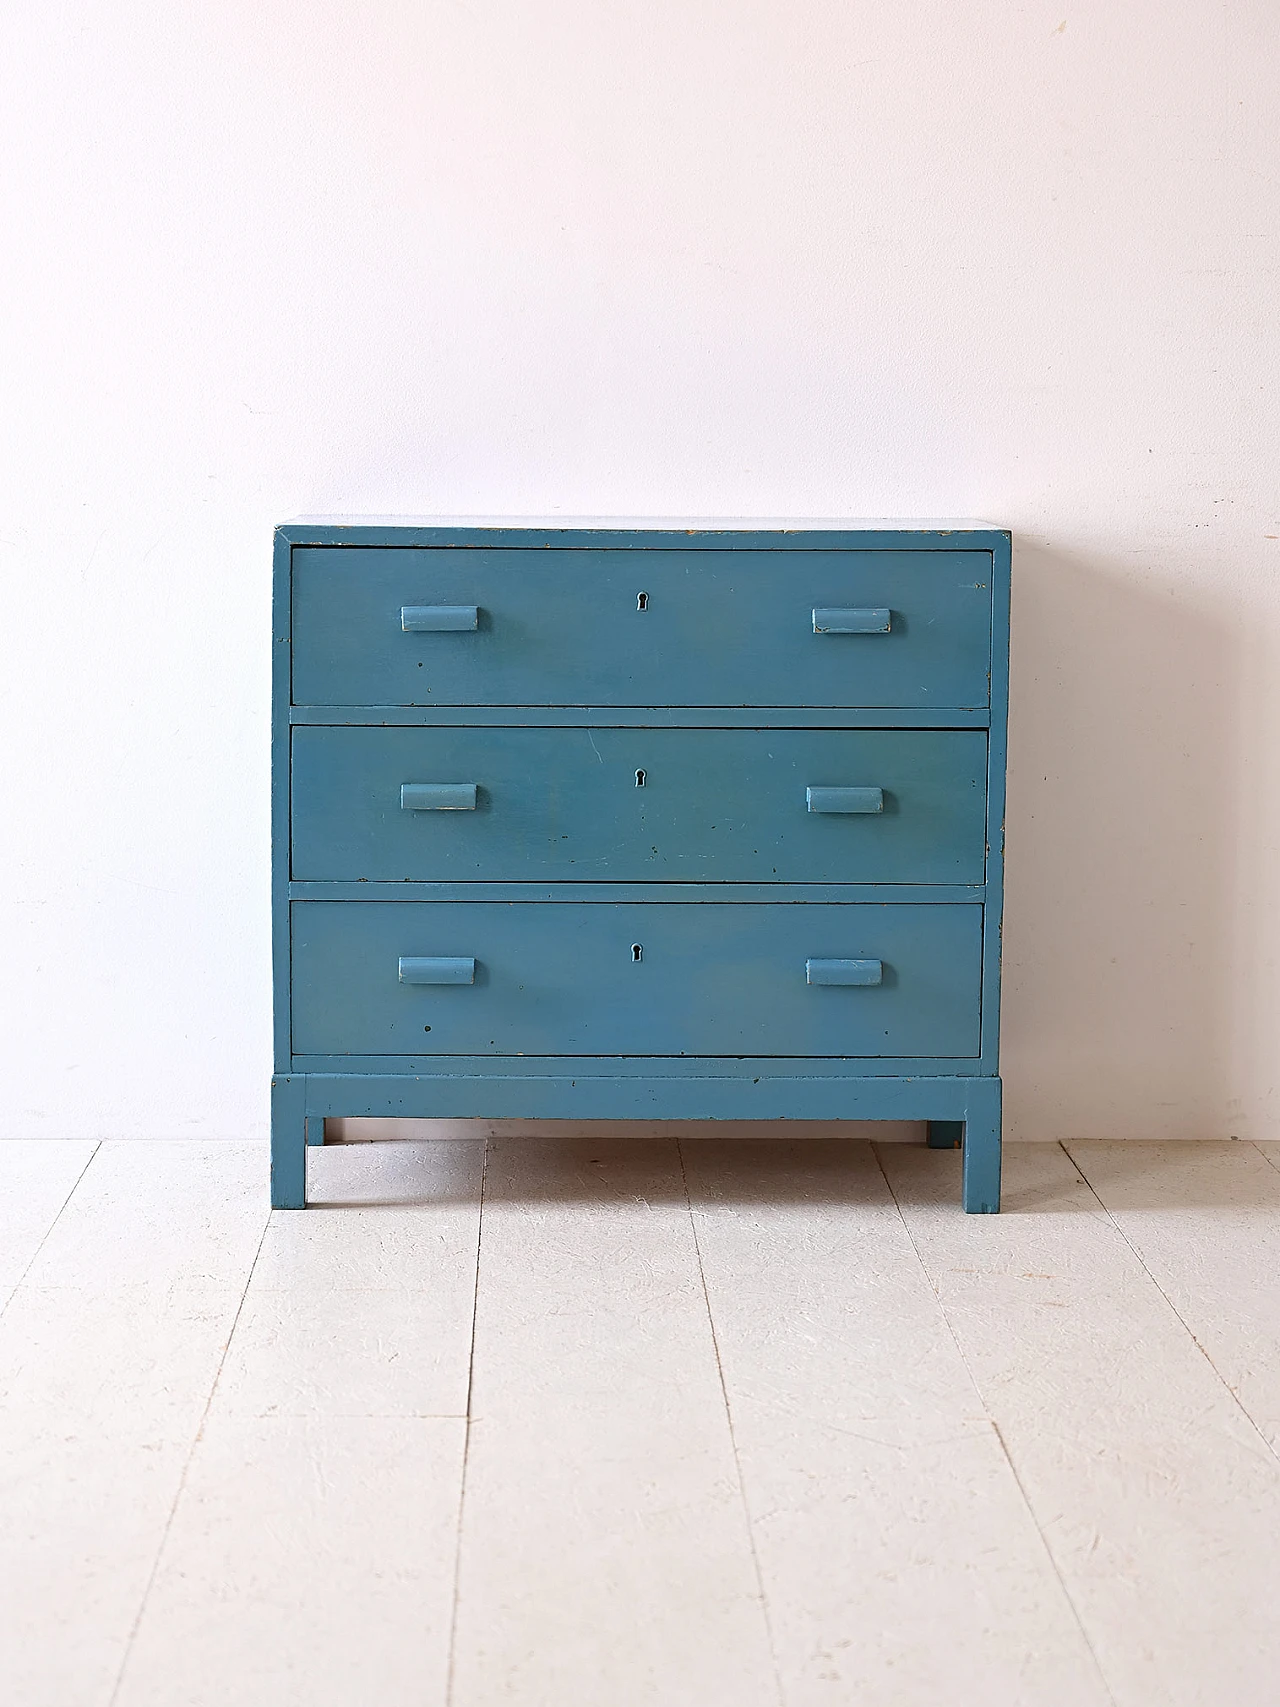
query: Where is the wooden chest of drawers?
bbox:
[272,522,1010,1212]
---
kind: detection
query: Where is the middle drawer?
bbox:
[292,726,988,884]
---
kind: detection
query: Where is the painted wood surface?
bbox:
[274,523,1010,1211]
[110,1140,481,1707]
[880,1140,1280,1707]
[290,900,984,1059]
[288,703,992,729]
[291,726,988,885]
[291,545,994,709]
[294,1070,989,1120]
[1066,1140,1280,1451]
[277,519,1010,549]
[288,880,986,904]
[0,1141,267,1707]
[10,1137,1280,1704]
[683,1138,1110,1705]
[450,1137,778,1707]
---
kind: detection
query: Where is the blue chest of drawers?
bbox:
[272,521,1010,1212]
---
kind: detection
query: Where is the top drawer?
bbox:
[291,547,993,708]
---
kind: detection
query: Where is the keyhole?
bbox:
[631,943,643,963]
[635,768,646,787]
[636,591,648,611]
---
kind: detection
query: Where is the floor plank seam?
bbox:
[676,1138,787,1707]
[1063,1141,1280,1469]
[872,1142,1121,1707]
[105,1197,273,1707]
[0,1140,101,1324]
[444,1133,489,1707]
[1253,1141,1280,1178]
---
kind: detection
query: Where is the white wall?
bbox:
[2,2,1277,1142]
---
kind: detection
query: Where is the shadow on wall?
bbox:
[1002,541,1238,1142]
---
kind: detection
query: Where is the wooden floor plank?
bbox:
[18,1137,265,1295]
[115,1138,484,1705]
[0,1140,100,1310]
[1068,1140,1280,1453]
[450,1137,778,1707]
[8,1136,1280,1707]
[879,1140,1280,1707]
[0,1141,266,1707]
[218,1139,484,1420]
[683,1138,1109,1707]
[114,1416,467,1707]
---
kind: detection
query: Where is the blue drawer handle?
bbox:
[812,607,891,634]
[399,956,476,985]
[806,786,884,815]
[806,958,883,986]
[401,783,478,811]
[401,605,479,632]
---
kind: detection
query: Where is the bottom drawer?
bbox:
[291,901,982,1058]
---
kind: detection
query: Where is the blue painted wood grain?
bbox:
[288,881,987,908]
[400,782,478,811]
[290,727,987,885]
[271,530,293,1075]
[291,547,993,709]
[812,606,892,634]
[273,523,1009,1212]
[278,522,1008,553]
[806,958,883,986]
[398,955,476,984]
[270,1075,306,1208]
[290,900,983,1059]
[806,785,884,814]
[299,1071,985,1122]
[288,705,991,730]
[401,605,478,632]
[962,1078,1002,1213]
[980,529,1012,1073]
[291,1053,990,1078]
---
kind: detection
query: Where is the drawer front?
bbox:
[291,547,992,708]
[291,901,983,1057]
[292,727,988,884]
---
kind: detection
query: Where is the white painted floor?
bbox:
[3,1136,1280,1707]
